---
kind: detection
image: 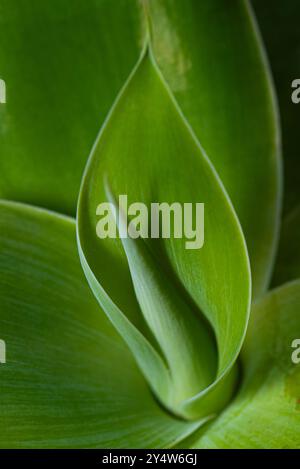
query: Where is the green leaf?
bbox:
[0,0,143,215]
[190,280,300,449]
[273,205,300,286]
[253,0,300,216]
[77,45,251,420]
[147,0,282,297]
[0,2,282,300]
[0,200,204,448]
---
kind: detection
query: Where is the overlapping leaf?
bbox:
[188,281,300,449]
[0,0,293,450]
[0,1,282,300]
[77,45,251,420]
[148,0,281,297]
[0,201,204,448]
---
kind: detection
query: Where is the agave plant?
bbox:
[0,0,299,449]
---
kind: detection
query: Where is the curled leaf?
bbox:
[148,0,282,297]
[77,46,251,420]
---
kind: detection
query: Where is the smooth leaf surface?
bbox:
[77,47,251,420]
[0,2,282,300]
[0,0,143,215]
[0,200,203,448]
[190,281,300,449]
[148,0,282,297]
